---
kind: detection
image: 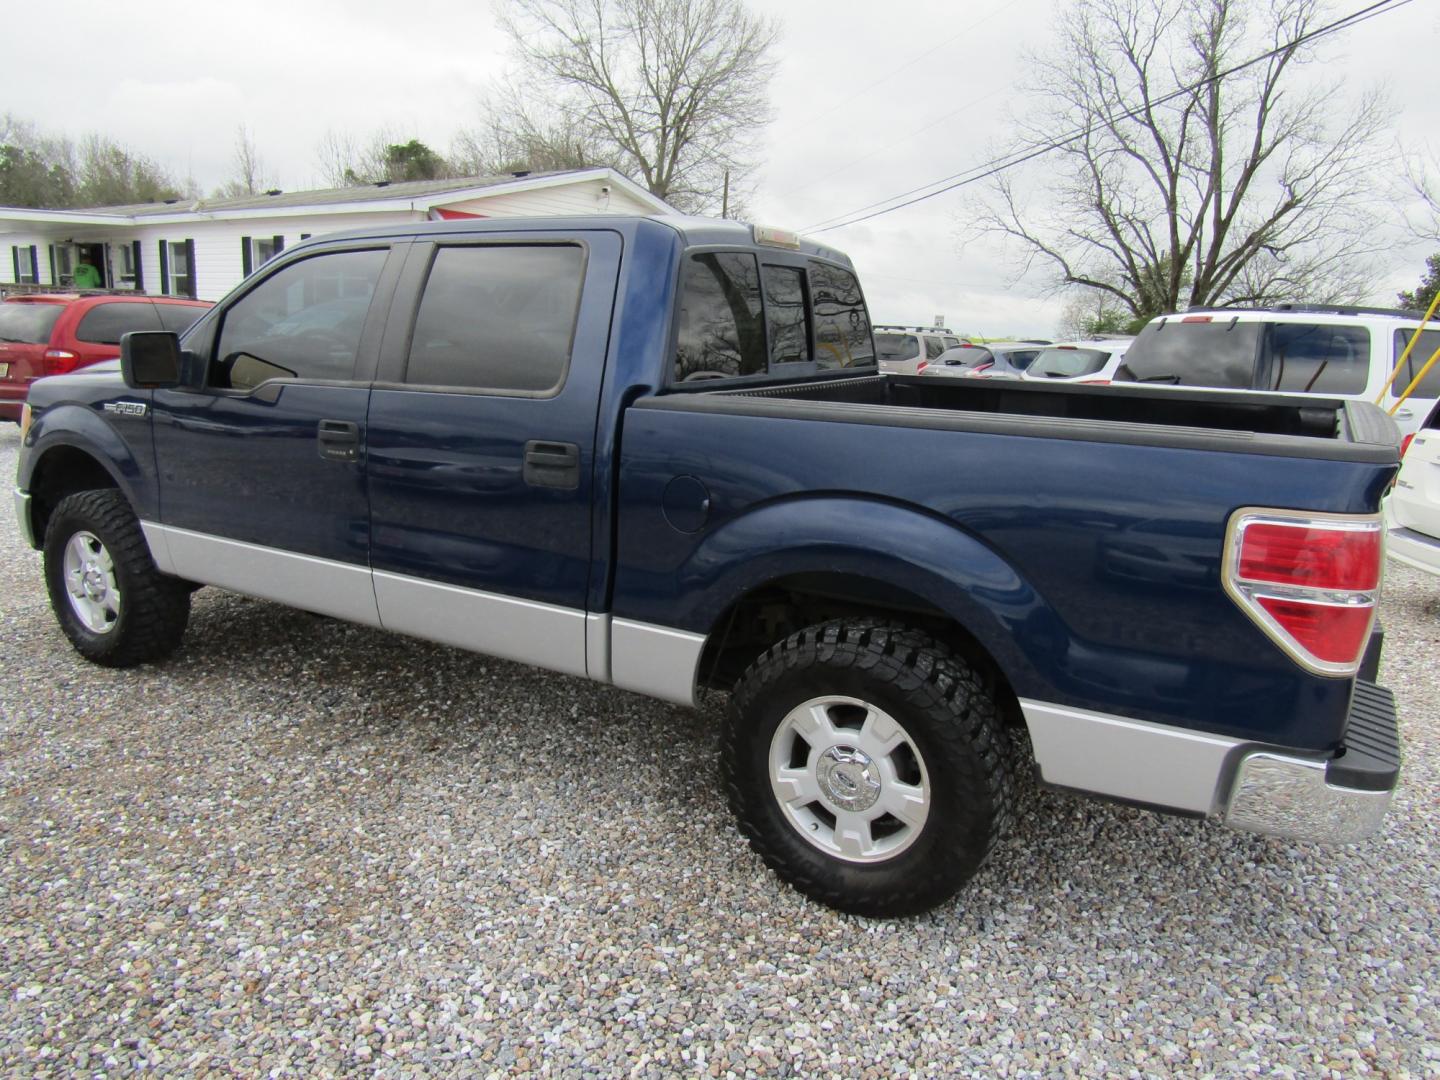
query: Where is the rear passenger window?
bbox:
[924,336,945,360]
[75,302,162,345]
[1268,324,1369,394]
[762,265,809,366]
[810,262,874,369]
[1395,329,1440,398]
[406,245,584,393]
[675,252,765,382]
[156,304,206,335]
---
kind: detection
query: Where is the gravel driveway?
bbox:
[1,422,1436,1078]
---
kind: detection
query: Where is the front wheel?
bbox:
[722,621,1009,916]
[43,489,191,667]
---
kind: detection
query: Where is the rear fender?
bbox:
[667,496,1060,697]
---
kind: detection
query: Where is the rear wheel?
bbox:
[722,621,1009,916]
[43,490,190,667]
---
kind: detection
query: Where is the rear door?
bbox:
[69,299,164,370]
[364,229,623,677]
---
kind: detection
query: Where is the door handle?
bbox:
[523,440,580,490]
[317,419,360,462]
[1394,409,1414,420]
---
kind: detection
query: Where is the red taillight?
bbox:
[43,349,80,375]
[917,361,928,373]
[963,362,994,378]
[1079,378,1111,385]
[1237,522,1381,591]
[1400,434,1415,457]
[1225,510,1383,676]
[1253,599,1376,666]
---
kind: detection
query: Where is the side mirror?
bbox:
[120,331,181,389]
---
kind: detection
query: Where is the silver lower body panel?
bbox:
[14,487,33,548]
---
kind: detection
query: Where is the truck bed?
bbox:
[695,373,1399,461]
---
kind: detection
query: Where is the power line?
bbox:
[803,0,1411,235]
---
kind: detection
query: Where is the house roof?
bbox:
[88,171,578,216]
[0,168,672,227]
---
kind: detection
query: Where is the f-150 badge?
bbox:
[103,401,148,418]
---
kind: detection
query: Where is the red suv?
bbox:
[0,294,211,422]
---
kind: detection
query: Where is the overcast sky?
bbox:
[4,0,1436,335]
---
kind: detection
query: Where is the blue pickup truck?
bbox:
[12,216,1402,915]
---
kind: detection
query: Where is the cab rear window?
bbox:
[0,302,63,344]
[673,252,874,383]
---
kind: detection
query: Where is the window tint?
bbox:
[156,303,206,335]
[1117,321,1261,387]
[1028,347,1111,378]
[875,333,919,363]
[1267,324,1369,394]
[407,244,584,393]
[924,336,945,360]
[943,336,961,350]
[75,302,163,345]
[675,252,765,382]
[1395,329,1440,399]
[214,249,386,389]
[762,265,809,366]
[1001,349,1041,370]
[0,302,64,343]
[810,262,874,369]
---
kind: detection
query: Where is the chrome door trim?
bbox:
[372,570,588,678]
[139,521,382,626]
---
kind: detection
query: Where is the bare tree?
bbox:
[452,94,621,177]
[496,0,779,214]
[1403,147,1440,242]
[977,0,1388,320]
[213,125,271,198]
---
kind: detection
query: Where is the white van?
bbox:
[1115,305,1440,437]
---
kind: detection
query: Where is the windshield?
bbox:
[0,302,64,344]
[1117,320,1260,386]
[875,333,919,363]
[1028,347,1112,378]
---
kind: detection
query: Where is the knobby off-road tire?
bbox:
[722,621,1010,917]
[43,489,191,667]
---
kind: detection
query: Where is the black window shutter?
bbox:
[272,234,284,253]
[48,244,58,286]
[158,240,170,295]
[10,247,18,284]
[241,236,253,277]
[131,240,143,292]
[184,239,197,298]
[29,246,39,283]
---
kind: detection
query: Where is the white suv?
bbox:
[1388,399,1440,576]
[874,325,963,375]
[1115,305,1440,437]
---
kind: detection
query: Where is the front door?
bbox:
[364,231,623,676]
[149,243,404,623]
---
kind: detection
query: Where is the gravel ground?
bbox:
[0,421,1436,1078]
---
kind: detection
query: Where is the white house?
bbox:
[0,168,672,301]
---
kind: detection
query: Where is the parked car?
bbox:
[925,340,1046,379]
[874,325,962,375]
[0,294,211,422]
[15,217,1401,917]
[1114,304,1440,437]
[1021,339,1133,384]
[1386,398,1440,576]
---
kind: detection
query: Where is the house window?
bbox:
[242,235,285,276]
[11,246,38,284]
[160,239,196,298]
[52,244,75,287]
[118,244,138,288]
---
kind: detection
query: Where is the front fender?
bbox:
[20,403,153,518]
[616,495,1062,698]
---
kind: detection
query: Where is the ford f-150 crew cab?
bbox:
[13,216,1403,916]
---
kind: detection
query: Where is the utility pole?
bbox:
[721,169,730,218]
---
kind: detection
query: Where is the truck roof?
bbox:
[287,213,857,269]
